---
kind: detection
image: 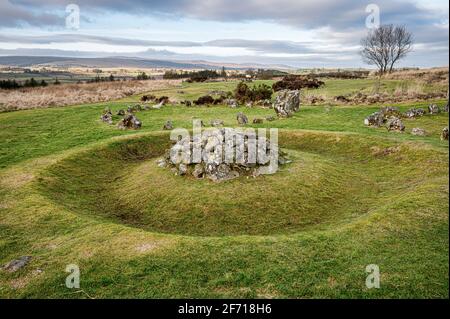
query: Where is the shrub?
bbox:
[234,82,273,103]
[272,75,324,91]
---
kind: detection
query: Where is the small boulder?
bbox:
[117,114,142,130]
[210,119,224,127]
[236,112,248,125]
[405,108,425,118]
[192,164,204,179]
[253,118,264,124]
[116,109,125,116]
[443,102,449,113]
[364,112,384,127]
[441,127,449,141]
[411,128,427,136]
[225,98,239,108]
[163,120,174,130]
[178,163,188,176]
[428,104,440,114]
[386,117,405,132]
[100,108,113,124]
[2,256,32,272]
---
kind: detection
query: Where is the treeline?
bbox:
[0,78,58,90]
[163,70,224,82]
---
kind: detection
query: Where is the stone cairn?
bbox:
[158,128,291,182]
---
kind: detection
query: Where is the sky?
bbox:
[0,0,448,68]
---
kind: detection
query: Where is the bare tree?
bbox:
[360,24,413,74]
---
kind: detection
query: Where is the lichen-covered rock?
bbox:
[163,120,174,130]
[411,128,427,136]
[236,112,248,125]
[405,108,425,118]
[364,112,384,127]
[386,117,405,132]
[273,90,300,118]
[116,109,125,116]
[441,127,449,141]
[117,114,142,130]
[428,104,440,114]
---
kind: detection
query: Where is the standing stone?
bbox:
[236,112,249,125]
[273,90,300,117]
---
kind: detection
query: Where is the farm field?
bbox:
[0,78,448,298]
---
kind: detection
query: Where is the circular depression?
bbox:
[36,131,423,237]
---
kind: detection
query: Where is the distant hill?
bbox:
[0,56,277,70]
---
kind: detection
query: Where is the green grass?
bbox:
[0,79,448,298]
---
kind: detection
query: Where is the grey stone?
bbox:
[405,108,425,118]
[210,119,224,127]
[273,90,300,117]
[3,256,31,272]
[163,120,174,130]
[411,128,427,136]
[117,114,142,130]
[236,112,249,125]
[441,127,449,141]
[428,104,440,114]
[364,112,384,127]
[386,117,405,132]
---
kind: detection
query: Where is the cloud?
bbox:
[5,0,448,30]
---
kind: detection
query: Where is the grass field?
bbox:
[0,78,448,298]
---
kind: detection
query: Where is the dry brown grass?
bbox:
[383,67,449,84]
[0,79,181,112]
